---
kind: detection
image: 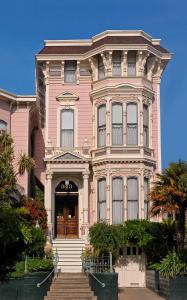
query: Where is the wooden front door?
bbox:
[56,195,78,238]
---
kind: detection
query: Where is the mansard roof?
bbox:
[38,30,170,55]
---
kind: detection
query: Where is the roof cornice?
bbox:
[0,89,36,103]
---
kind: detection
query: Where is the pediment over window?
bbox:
[56,91,79,103]
[45,151,89,163]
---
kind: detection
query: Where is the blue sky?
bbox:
[0,0,186,169]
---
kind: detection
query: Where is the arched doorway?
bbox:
[55,180,78,238]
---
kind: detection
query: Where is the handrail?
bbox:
[89,272,106,288]
[37,268,54,288]
[37,248,59,288]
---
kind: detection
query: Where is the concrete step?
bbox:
[45,297,97,300]
[47,292,94,297]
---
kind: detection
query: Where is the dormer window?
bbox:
[127,51,136,76]
[112,51,121,76]
[64,61,77,83]
[98,55,105,80]
[0,120,7,134]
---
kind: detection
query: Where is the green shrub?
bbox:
[89,222,122,256]
[10,258,53,278]
[151,252,187,279]
[26,227,46,257]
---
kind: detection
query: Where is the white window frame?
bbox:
[127,177,139,220]
[64,60,77,83]
[98,178,106,221]
[112,102,123,145]
[126,102,138,145]
[112,177,124,224]
[97,104,106,147]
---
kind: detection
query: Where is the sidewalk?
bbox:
[118,288,165,300]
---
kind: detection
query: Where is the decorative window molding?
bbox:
[56,91,79,106]
[57,106,78,148]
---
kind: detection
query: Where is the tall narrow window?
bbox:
[128,51,136,76]
[144,178,149,219]
[127,177,139,220]
[112,51,121,76]
[98,178,106,221]
[0,120,7,134]
[98,55,105,80]
[64,61,77,83]
[112,177,123,224]
[60,109,74,148]
[98,105,106,147]
[127,103,138,145]
[112,103,123,145]
[143,104,149,147]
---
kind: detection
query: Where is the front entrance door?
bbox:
[55,195,78,238]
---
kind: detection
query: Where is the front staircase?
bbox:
[52,239,85,273]
[44,273,97,300]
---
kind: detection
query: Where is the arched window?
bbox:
[98,178,106,221]
[127,177,139,220]
[0,120,7,134]
[144,178,149,219]
[127,103,138,145]
[98,104,106,147]
[143,104,149,147]
[112,51,121,76]
[60,109,74,148]
[112,177,123,224]
[112,103,123,145]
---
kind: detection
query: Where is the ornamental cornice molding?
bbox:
[56,91,79,104]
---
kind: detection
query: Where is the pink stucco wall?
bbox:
[48,80,92,148]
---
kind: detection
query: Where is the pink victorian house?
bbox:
[0,30,171,285]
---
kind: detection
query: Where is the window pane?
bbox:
[98,127,106,147]
[143,105,149,126]
[0,120,7,132]
[128,201,138,220]
[112,125,123,145]
[128,178,138,201]
[98,105,106,126]
[112,178,123,224]
[127,125,138,145]
[112,103,123,123]
[64,61,76,83]
[61,110,74,130]
[144,178,149,219]
[127,104,137,123]
[128,51,136,76]
[143,127,149,147]
[98,179,106,221]
[98,55,105,79]
[112,51,121,76]
[61,130,74,148]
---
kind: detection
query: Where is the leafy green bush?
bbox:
[151,252,187,279]
[10,258,53,278]
[26,227,46,257]
[89,222,122,256]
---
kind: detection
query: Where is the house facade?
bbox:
[0,30,171,242]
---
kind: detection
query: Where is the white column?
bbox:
[45,171,53,237]
[83,171,89,224]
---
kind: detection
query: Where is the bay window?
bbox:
[112,51,121,76]
[127,51,136,76]
[143,104,149,147]
[144,178,149,219]
[98,178,106,221]
[98,55,105,80]
[98,104,106,147]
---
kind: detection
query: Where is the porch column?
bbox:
[45,171,53,238]
[83,171,89,224]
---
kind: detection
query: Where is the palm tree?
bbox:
[0,133,35,206]
[150,160,187,251]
